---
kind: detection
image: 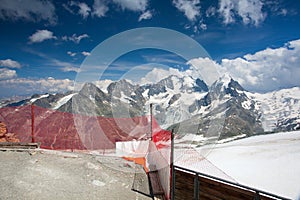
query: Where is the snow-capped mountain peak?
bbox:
[2,74,300,139]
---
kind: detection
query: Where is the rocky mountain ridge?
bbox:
[2,74,300,139]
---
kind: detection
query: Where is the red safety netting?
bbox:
[1,104,172,199]
[0,105,155,150]
[116,116,172,199]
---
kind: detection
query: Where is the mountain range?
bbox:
[1,74,300,141]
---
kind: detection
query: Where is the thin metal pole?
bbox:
[170,129,175,200]
[194,173,199,200]
[31,103,35,143]
[150,103,153,140]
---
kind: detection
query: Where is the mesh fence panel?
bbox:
[131,164,152,197]
[1,104,173,198]
[0,105,32,142]
[0,105,150,150]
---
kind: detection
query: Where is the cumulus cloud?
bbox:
[82,51,91,56]
[206,6,216,17]
[220,39,300,92]
[0,0,56,24]
[67,51,76,57]
[199,23,207,30]
[61,66,81,73]
[77,2,91,18]
[139,67,184,85]
[24,48,80,73]
[68,1,91,19]
[138,10,152,21]
[0,59,21,68]
[138,58,220,86]
[187,57,221,86]
[218,0,265,26]
[63,33,89,44]
[0,77,74,98]
[173,0,201,21]
[139,39,300,92]
[92,0,109,17]
[112,0,148,12]
[0,68,17,80]
[51,59,80,73]
[29,30,57,43]
[187,39,300,92]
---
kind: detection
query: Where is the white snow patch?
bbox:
[53,93,77,109]
[241,99,252,110]
[202,131,300,199]
[30,94,49,103]
[248,87,300,131]
[217,134,247,143]
[119,91,135,103]
[175,134,207,143]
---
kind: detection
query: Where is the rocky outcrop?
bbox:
[0,121,20,143]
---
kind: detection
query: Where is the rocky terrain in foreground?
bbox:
[0,149,150,200]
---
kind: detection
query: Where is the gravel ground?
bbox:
[0,149,151,200]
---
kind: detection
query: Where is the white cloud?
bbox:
[218,0,265,26]
[0,77,74,97]
[220,39,300,91]
[139,39,300,92]
[218,0,235,24]
[173,0,201,21]
[280,8,288,16]
[29,30,57,43]
[138,10,152,21]
[0,59,21,68]
[67,51,76,57]
[0,0,56,24]
[187,57,221,86]
[138,59,220,86]
[61,66,81,73]
[82,51,91,56]
[112,0,148,12]
[51,59,80,72]
[77,2,91,19]
[187,39,300,92]
[69,1,91,19]
[25,48,80,73]
[206,6,216,17]
[92,0,109,17]
[139,67,184,85]
[0,68,17,80]
[200,23,207,30]
[63,33,89,44]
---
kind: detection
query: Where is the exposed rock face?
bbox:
[0,121,7,137]
[2,72,300,141]
[0,121,20,143]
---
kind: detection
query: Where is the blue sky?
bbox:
[0,0,300,98]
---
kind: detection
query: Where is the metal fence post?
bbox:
[194,173,199,200]
[170,129,175,200]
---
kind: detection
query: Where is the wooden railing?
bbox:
[171,165,291,200]
[0,142,40,150]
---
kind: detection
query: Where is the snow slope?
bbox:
[247,87,300,131]
[200,131,300,199]
[53,93,77,109]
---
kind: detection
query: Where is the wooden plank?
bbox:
[199,176,254,200]
[174,170,194,200]
[174,169,278,200]
[0,142,39,149]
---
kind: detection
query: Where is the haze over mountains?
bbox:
[1,73,300,140]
